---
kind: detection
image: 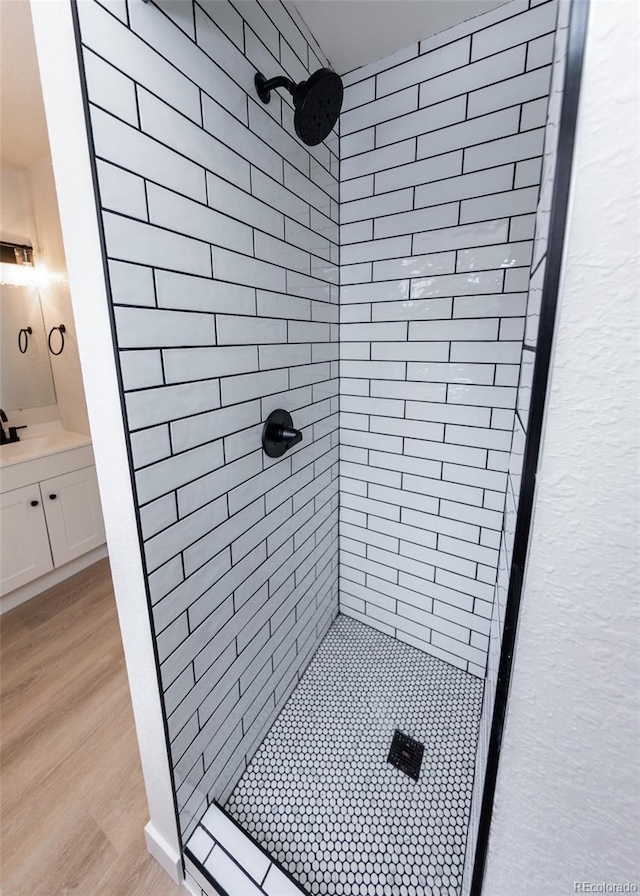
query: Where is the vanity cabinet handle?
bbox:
[30,500,39,507]
[49,494,57,500]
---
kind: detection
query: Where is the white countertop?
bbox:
[0,423,92,468]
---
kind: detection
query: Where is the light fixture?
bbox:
[0,242,36,288]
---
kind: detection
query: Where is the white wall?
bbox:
[293,0,511,74]
[0,166,32,243]
[483,1,640,891]
[29,0,182,880]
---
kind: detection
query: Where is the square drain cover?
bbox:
[387,729,424,781]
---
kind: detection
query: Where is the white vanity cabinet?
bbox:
[39,467,105,567]
[0,440,106,599]
[0,483,54,593]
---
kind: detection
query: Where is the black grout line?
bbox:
[146,461,339,581]
[341,118,546,180]
[100,203,338,285]
[155,0,336,165]
[85,71,339,212]
[165,545,339,719]
[341,66,553,141]
[99,131,262,232]
[342,171,543,222]
[171,546,340,735]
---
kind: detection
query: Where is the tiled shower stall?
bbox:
[71,0,568,892]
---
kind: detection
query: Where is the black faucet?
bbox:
[0,409,26,445]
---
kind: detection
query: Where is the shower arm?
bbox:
[255,73,295,104]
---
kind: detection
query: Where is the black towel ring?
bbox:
[48,324,66,356]
[18,326,32,354]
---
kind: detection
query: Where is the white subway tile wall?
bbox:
[461,1,568,890]
[76,0,339,842]
[339,0,557,673]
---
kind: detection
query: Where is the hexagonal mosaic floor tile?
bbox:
[225,615,483,896]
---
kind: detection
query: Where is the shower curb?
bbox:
[185,803,309,896]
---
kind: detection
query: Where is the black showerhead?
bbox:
[255,68,344,147]
[291,69,343,146]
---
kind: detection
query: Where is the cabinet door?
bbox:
[41,466,106,568]
[0,484,54,595]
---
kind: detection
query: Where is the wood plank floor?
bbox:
[0,558,185,896]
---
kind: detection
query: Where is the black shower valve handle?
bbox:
[277,425,303,448]
[262,409,303,458]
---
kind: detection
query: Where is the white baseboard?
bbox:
[145,821,184,885]
[0,544,108,615]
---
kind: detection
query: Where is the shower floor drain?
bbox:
[387,729,424,781]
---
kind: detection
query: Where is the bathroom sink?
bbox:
[0,429,92,467]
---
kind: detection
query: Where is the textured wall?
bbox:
[75,0,339,842]
[483,0,640,891]
[338,0,556,675]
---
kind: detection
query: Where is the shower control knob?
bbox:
[262,409,303,458]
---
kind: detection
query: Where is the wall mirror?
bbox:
[0,283,56,410]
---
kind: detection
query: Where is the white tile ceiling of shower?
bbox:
[338,0,557,677]
[75,0,340,842]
